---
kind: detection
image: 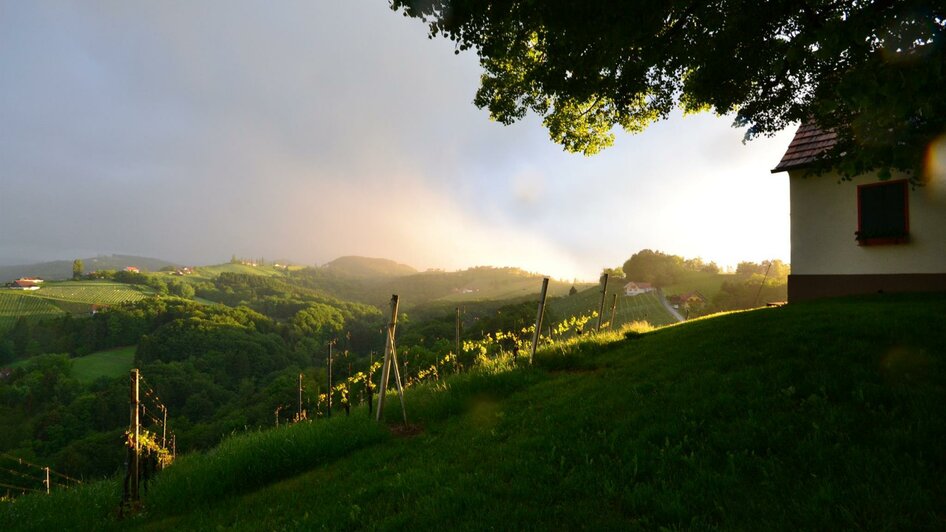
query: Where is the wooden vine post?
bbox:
[161,405,167,448]
[367,351,374,415]
[455,306,462,359]
[596,273,610,332]
[529,278,550,364]
[128,368,140,502]
[376,295,407,423]
[326,339,335,417]
[298,373,304,420]
[609,293,618,329]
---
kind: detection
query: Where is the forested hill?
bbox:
[321,256,418,278]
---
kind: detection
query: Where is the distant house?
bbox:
[624,281,655,296]
[124,266,140,273]
[668,291,705,306]
[772,123,946,301]
[18,277,43,283]
[10,279,40,290]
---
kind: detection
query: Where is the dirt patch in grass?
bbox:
[388,423,424,438]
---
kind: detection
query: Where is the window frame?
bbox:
[856,179,910,246]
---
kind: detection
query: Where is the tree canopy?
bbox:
[391,0,945,180]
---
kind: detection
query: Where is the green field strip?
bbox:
[71,346,136,384]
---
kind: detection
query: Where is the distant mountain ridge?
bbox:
[0,254,178,282]
[321,256,418,279]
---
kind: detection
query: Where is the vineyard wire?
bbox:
[0,480,43,494]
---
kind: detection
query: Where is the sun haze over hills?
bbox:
[321,256,419,279]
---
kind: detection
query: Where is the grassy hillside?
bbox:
[188,263,288,279]
[662,270,733,301]
[3,293,943,530]
[549,282,676,328]
[71,346,136,384]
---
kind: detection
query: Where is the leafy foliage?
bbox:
[391,0,946,180]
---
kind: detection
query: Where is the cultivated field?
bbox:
[31,281,153,305]
[0,281,154,331]
[0,291,66,332]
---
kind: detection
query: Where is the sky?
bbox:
[0,1,797,281]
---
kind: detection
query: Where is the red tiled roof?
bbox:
[13,280,37,287]
[771,122,837,173]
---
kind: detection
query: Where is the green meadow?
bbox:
[663,270,733,301]
[71,346,136,384]
[2,293,942,530]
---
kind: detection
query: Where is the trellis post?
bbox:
[596,273,610,332]
[376,295,406,423]
[327,339,335,417]
[529,278,550,364]
[129,368,140,502]
[161,405,167,448]
[609,293,618,330]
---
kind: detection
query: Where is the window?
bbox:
[856,180,909,245]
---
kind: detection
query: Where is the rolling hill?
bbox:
[291,264,583,310]
[322,256,418,278]
[4,293,943,530]
[0,255,177,283]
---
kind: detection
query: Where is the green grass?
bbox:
[2,294,944,530]
[190,263,287,279]
[549,283,677,328]
[0,291,66,332]
[663,270,733,300]
[71,346,137,384]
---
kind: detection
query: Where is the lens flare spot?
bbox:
[879,346,930,384]
[924,134,946,188]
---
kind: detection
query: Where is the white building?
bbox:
[772,123,946,301]
[624,281,655,296]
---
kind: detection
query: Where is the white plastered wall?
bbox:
[789,170,946,275]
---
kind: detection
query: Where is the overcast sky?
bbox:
[0,1,796,280]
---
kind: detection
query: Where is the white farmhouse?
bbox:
[624,281,655,296]
[10,279,40,290]
[772,123,946,302]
